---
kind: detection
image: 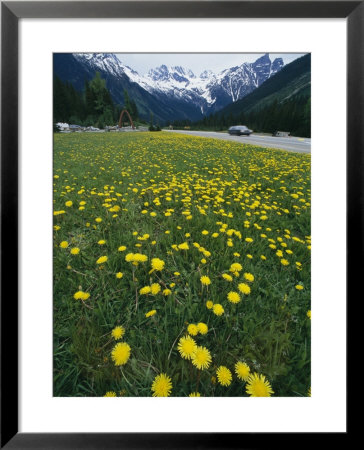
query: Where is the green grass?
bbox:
[53,132,311,397]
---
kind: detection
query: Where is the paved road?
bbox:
[163,129,311,153]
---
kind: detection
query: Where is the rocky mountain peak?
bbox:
[271,57,284,74]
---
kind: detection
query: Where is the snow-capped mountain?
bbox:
[123,53,284,114]
[54,53,284,122]
[55,53,196,123]
[73,53,125,77]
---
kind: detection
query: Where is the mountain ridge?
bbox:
[54,53,286,123]
[123,53,284,114]
[217,53,311,117]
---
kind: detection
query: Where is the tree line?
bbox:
[53,72,139,129]
[171,95,310,137]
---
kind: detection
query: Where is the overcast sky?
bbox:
[116,53,307,76]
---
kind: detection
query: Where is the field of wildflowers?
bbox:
[53,132,311,397]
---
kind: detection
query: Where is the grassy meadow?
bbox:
[53,132,311,397]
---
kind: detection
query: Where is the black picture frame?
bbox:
[1,1,358,448]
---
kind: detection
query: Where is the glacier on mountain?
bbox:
[71,52,284,116]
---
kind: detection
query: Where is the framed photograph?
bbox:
[2,1,357,447]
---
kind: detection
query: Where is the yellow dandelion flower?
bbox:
[222,274,233,282]
[70,247,80,255]
[116,272,123,279]
[246,373,274,397]
[178,242,189,250]
[65,200,73,207]
[295,284,304,290]
[281,259,289,266]
[177,335,197,360]
[151,258,165,271]
[213,303,224,316]
[111,326,125,340]
[235,361,250,381]
[197,322,208,335]
[150,283,161,295]
[59,241,69,248]
[187,324,199,336]
[191,346,212,370]
[227,291,241,304]
[145,309,157,318]
[111,342,131,366]
[229,263,242,273]
[118,246,127,252]
[243,273,254,282]
[216,366,232,386]
[206,300,214,309]
[238,283,251,295]
[134,253,148,263]
[125,253,134,262]
[73,291,90,301]
[98,240,106,245]
[96,256,108,264]
[95,217,102,223]
[307,310,311,319]
[139,286,151,295]
[104,391,116,397]
[189,392,201,397]
[151,373,172,397]
[200,276,211,286]
[163,289,172,296]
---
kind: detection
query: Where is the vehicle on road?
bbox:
[273,131,290,137]
[228,125,253,136]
